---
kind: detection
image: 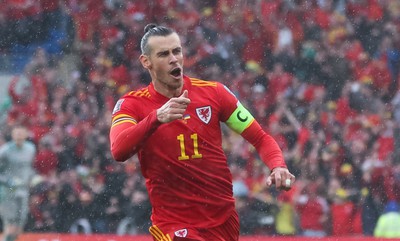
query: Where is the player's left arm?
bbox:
[0,146,8,186]
[241,117,295,190]
[219,84,295,190]
[0,146,21,188]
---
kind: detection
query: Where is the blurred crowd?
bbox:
[1,0,400,237]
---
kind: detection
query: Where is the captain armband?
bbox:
[225,102,255,134]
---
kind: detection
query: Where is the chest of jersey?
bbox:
[141,91,224,164]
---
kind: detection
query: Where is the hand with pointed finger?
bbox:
[157,90,190,123]
[266,167,295,191]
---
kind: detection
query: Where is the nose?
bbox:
[169,54,178,64]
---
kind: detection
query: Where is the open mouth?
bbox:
[170,67,182,78]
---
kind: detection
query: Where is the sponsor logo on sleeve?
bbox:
[112,99,125,114]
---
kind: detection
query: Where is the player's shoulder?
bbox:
[0,142,17,154]
[188,77,236,98]
[189,77,219,88]
[115,86,151,106]
[122,86,151,99]
[0,143,9,153]
[112,86,150,115]
[24,141,36,150]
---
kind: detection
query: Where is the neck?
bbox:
[15,141,23,148]
[153,81,183,98]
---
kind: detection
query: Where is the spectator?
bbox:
[34,138,58,176]
[374,201,400,238]
[0,125,36,241]
[295,181,329,237]
[328,177,362,236]
[122,186,151,234]
[275,190,297,236]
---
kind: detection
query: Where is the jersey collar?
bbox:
[148,75,191,102]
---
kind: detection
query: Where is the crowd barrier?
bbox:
[17,233,400,241]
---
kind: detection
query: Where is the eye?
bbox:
[173,48,182,55]
[158,51,169,57]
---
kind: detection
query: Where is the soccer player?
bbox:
[0,125,36,241]
[109,23,295,241]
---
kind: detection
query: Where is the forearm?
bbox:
[8,78,20,101]
[110,110,161,162]
[241,121,287,170]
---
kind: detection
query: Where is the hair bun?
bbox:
[144,23,157,34]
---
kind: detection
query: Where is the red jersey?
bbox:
[109,76,286,228]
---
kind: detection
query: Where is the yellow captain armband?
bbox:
[225,102,255,134]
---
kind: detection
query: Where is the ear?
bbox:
[140,54,151,70]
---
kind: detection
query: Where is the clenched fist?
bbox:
[157,90,191,123]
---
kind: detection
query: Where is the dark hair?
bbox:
[140,23,176,55]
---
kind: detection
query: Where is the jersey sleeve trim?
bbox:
[111,114,138,128]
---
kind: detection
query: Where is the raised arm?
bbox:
[109,110,160,162]
[109,91,190,162]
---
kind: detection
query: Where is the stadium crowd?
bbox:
[1,0,400,237]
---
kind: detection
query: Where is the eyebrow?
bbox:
[155,47,182,57]
[156,49,169,56]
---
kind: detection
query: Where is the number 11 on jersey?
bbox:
[177,133,203,161]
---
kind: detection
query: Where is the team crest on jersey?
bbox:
[196,106,211,124]
[174,228,188,237]
[112,99,125,114]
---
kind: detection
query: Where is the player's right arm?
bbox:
[110,108,160,162]
[8,76,20,102]
[109,91,190,162]
[0,145,10,187]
